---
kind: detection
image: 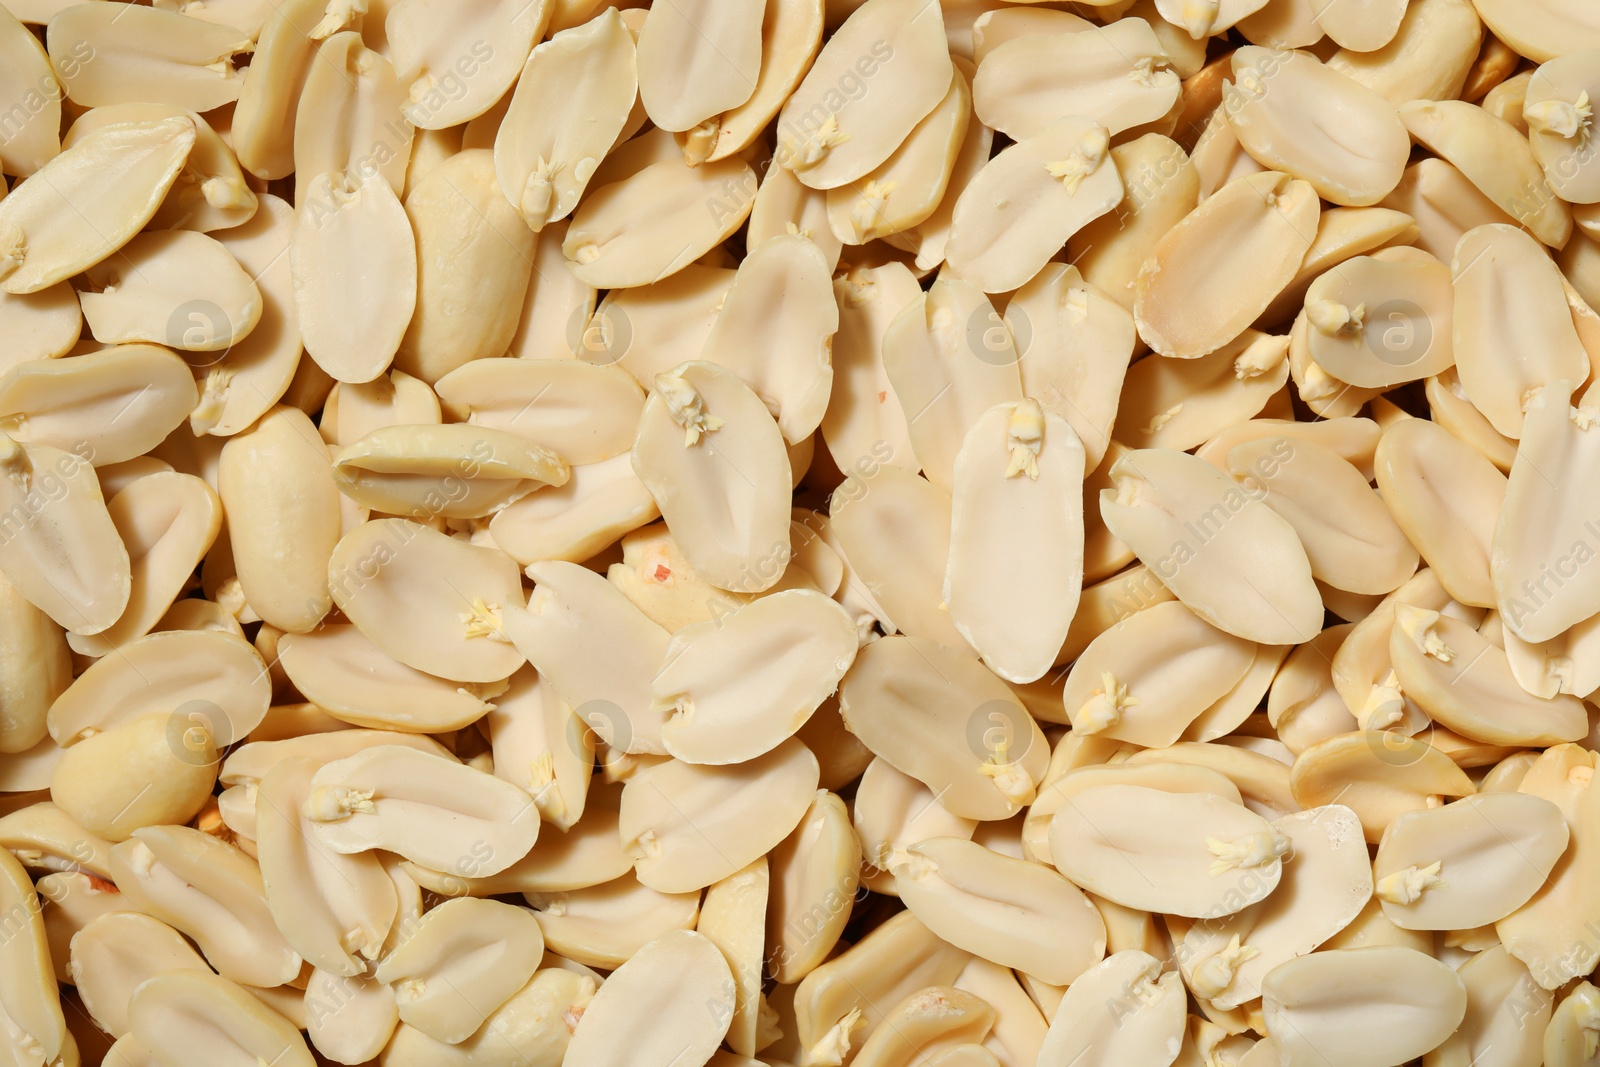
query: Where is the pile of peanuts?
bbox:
[2,0,1600,1064]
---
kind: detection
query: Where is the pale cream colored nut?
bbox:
[506,559,672,755]
[945,116,1123,295]
[79,229,260,350]
[303,744,540,876]
[619,738,818,892]
[855,756,978,895]
[220,730,457,795]
[276,623,502,734]
[880,273,1022,496]
[0,845,65,1067]
[496,10,636,231]
[256,755,398,977]
[973,16,1177,143]
[109,824,302,988]
[73,471,222,657]
[636,0,760,133]
[229,0,347,180]
[327,518,526,683]
[1024,760,1243,868]
[50,712,217,842]
[1046,782,1289,918]
[694,0,824,165]
[487,666,595,832]
[0,561,70,755]
[1374,790,1569,931]
[563,930,732,1067]
[1469,0,1600,66]
[331,423,568,519]
[1134,170,1320,359]
[768,790,861,984]
[434,358,645,467]
[0,343,198,467]
[851,986,995,1067]
[69,912,210,1040]
[630,360,793,593]
[375,898,544,1044]
[839,634,1048,821]
[1544,980,1600,1066]
[291,167,417,386]
[0,2,58,177]
[46,3,251,111]
[584,259,731,387]
[1117,329,1290,454]
[1431,944,1551,1067]
[385,0,550,131]
[1178,805,1371,1009]
[1035,950,1186,1067]
[0,116,195,295]
[1223,47,1409,207]
[303,968,399,1066]
[219,404,340,634]
[0,797,113,879]
[890,836,1106,986]
[1388,604,1589,746]
[1492,745,1600,990]
[0,282,81,372]
[1006,263,1136,470]
[1260,946,1466,1067]
[292,30,411,202]
[1399,99,1573,249]
[381,966,596,1067]
[1494,378,1600,642]
[129,971,314,1067]
[775,0,951,190]
[0,431,130,637]
[1299,252,1455,390]
[527,871,700,970]
[1227,435,1419,596]
[792,911,972,1067]
[946,400,1086,684]
[191,194,304,438]
[321,372,442,451]
[1450,224,1590,439]
[396,149,535,382]
[1525,51,1600,205]
[951,958,1048,1067]
[1289,731,1476,844]
[48,628,270,748]
[1269,624,1361,754]
[1061,600,1256,748]
[1100,446,1323,644]
[653,589,857,765]
[698,234,837,445]
[406,787,627,897]
[1326,0,1482,107]
[487,452,662,567]
[694,858,770,1057]
[562,147,755,290]
[825,67,970,248]
[1373,416,1505,609]
[750,160,842,274]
